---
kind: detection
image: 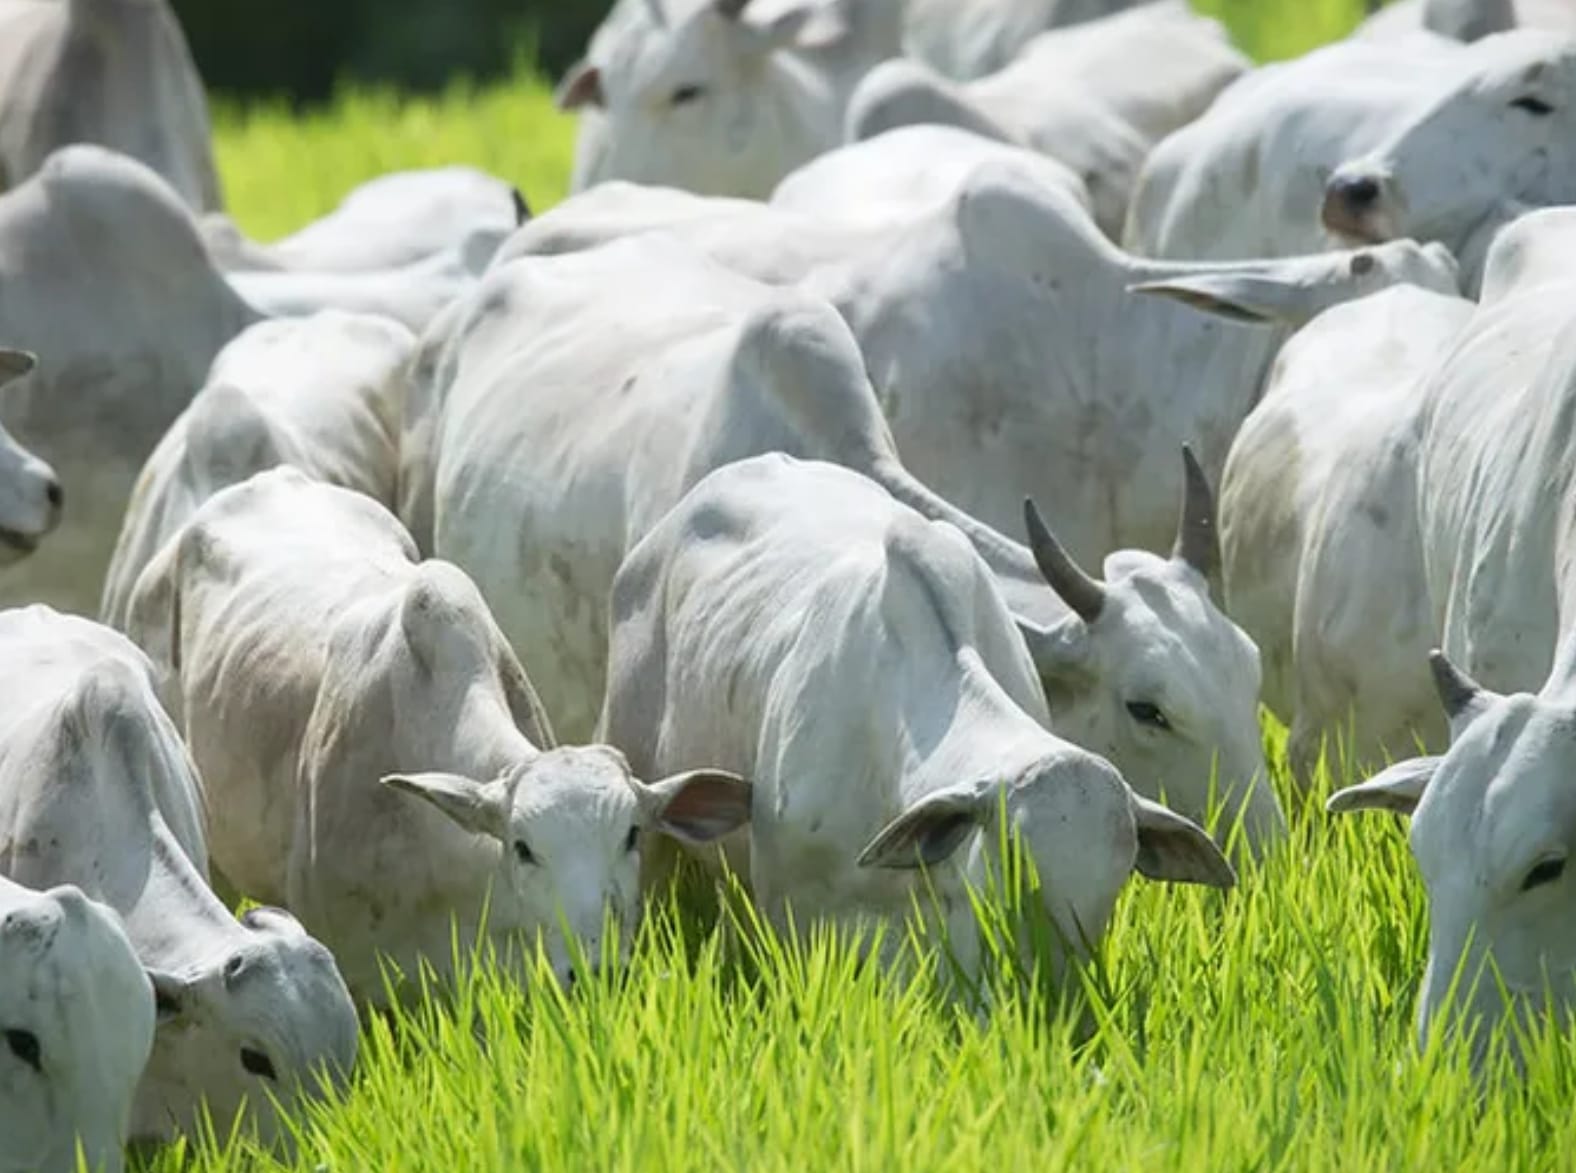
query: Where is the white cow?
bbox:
[1318,31,1576,288]
[0,877,153,1173]
[125,468,750,1001]
[0,0,221,211]
[846,3,1247,236]
[1215,284,1473,777]
[603,455,1234,978]
[1126,32,1576,291]
[1329,643,1576,1067]
[556,0,905,196]
[0,349,61,565]
[101,312,413,629]
[0,606,357,1145]
[202,167,527,274]
[0,146,259,615]
[403,234,1285,851]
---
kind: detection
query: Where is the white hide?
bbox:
[846,3,1247,236]
[0,146,258,615]
[401,233,1284,851]
[602,454,1234,979]
[0,606,357,1145]
[1329,639,1576,1067]
[0,877,153,1173]
[124,468,750,1001]
[202,166,526,274]
[101,311,413,628]
[0,350,61,565]
[1217,284,1473,777]
[0,0,221,211]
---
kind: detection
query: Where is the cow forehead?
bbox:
[1414,699,1576,875]
[512,747,640,815]
[1102,559,1258,677]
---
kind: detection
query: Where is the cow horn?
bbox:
[1428,650,1481,719]
[1172,445,1219,579]
[714,0,751,18]
[1023,498,1105,622]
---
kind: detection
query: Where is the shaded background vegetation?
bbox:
[175,0,1382,103]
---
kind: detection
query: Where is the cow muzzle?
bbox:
[1321,167,1399,244]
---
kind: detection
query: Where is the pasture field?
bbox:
[177,4,1576,1170]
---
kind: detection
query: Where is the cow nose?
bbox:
[1331,174,1381,210]
[44,477,62,512]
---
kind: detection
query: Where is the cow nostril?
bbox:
[44,479,62,510]
[1336,175,1381,209]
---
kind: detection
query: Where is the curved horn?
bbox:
[1173,445,1220,579]
[1023,498,1105,622]
[1428,649,1482,719]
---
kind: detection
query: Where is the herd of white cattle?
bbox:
[4,0,1576,1165]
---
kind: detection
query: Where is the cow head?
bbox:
[557,0,868,197]
[0,350,62,565]
[385,748,751,987]
[1321,32,1576,286]
[1329,644,1576,1068]
[1016,448,1285,855]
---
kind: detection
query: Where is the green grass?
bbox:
[179,3,1576,1170]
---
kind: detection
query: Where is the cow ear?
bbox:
[1129,275,1292,325]
[1327,757,1438,816]
[555,61,604,111]
[641,769,753,845]
[1130,793,1236,889]
[382,772,512,838]
[857,785,990,870]
[148,970,193,1023]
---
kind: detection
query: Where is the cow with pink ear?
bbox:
[125,467,751,1002]
[1329,643,1576,1067]
[556,0,903,197]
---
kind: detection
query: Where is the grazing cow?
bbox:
[202,167,528,274]
[1126,32,1576,291]
[509,138,1458,570]
[1216,284,1473,777]
[125,468,750,1001]
[0,146,258,615]
[403,235,1285,851]
[0,0,221,211]
[0,606,358,1145]
[603,455,1234,978]
[846,3,1246,236]
[0,350,62,565]
[1329,643,1576,1067]
[101,312,413,629]
[557,0,904,196]
[0,876,153,1173]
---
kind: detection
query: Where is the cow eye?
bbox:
[1521,855,1566,891]
[513,839,536,865]
[4,1028,40,1073]
[240,1047,277,1082]
[1125,700,1171,730]
[671,83,707,106]
[1511,95,1555,116]
[625,826,640,853]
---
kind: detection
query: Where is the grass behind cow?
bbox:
[176,3,1576,1170]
